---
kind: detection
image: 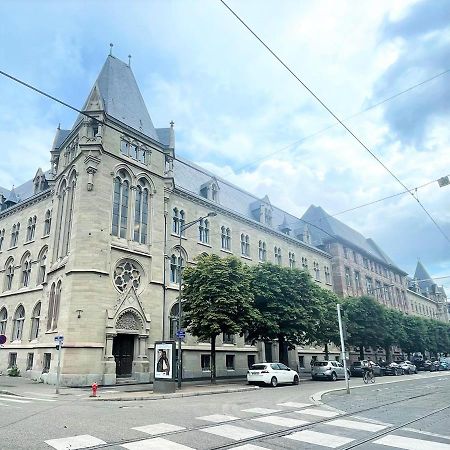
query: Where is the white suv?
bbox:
[247,363,300,387]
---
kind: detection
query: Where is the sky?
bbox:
[0,0,449,292]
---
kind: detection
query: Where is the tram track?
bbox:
[88,385,449,449]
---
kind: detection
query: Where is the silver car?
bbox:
[311,360,350,381]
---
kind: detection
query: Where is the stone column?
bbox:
[133,335,150,382]
[102,333,116,386]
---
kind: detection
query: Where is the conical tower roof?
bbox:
[76,55,159,141]
[414,261,434,292]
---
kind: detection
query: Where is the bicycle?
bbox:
[363,368,375,384]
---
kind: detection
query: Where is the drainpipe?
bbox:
[162,209,168,340]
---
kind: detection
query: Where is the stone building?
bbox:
[0,55,334,385]
[406,261,448,322]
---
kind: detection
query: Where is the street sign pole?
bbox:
[54,335,63,395]
[337,304,350,395]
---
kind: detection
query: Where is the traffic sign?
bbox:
[176,329,185,338]
[0,335,6,345]
[54,335,64,344]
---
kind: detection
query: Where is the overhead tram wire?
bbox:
[0,69,168,160]
[0,67,341,248]
[236,68,450,172]
[1,67,447,246]
[219,0,450,246]
[331,175,448,217]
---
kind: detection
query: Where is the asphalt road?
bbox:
[1,371,450,449]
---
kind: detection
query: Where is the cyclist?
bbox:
[362,358,375,383]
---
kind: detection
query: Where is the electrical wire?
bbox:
[237,69,450,172]
[331,176,447,217]
[219,0,450,245]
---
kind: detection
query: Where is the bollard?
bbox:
[91,382,98,397]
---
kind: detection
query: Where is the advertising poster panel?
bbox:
[154,341,175,380]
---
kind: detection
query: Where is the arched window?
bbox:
[0,228,4,251]
[199,219,209,244]
[134,179,150,244]
[62,174,76,255]
[10,223,20,247]
[4,258,14,291]
[30,302,41,340]
[26,216,36,242]
[112,170,130,239]
[289,252,296,269]
[12,305,25,341]
[20,252,32,288]
[170,253,184,284]
[47,282,61,331]
[44,210,52,236]
[172,208,179,234]
[37,247,48,285]
[221,226,226,249]
[274,247,282,265]
[54,180,66,259]
[179,210,185,236]
[240,234,250,256]
[0,307,7,335]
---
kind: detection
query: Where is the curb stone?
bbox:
[93,385,260,401]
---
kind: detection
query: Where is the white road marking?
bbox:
[403,428,450,441]
[277,401,312,408]
[0,395,30,403]
[8,395,56,402]
[252,415,309,427]
[45,434,106,449]
[326,418,388,432]
[296,407,340,418]
[24,392,57,397]
[201,424,264,440]
[228,445,270,450]
[374,435,450,450]
[121,438,195,449]
[242,407,281,414]
[196,414,239,423]
[132,423,185,435]
[285,430,354,447]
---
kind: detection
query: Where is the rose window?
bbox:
[114,260,142,292]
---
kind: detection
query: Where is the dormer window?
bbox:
[200,179,220,203]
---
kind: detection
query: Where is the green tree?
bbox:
[381,307,407,363]
[399,315,428,358]
[182,254,259,383]
[308,287,341,360]
[248,263,322,365]
[342,296,385,360]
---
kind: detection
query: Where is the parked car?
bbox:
[380,362,403,376]
[247,363,299,387]
[399,361,417,374]
[438,361,449,371]
[311,361,350,381]
[350,361,383,377]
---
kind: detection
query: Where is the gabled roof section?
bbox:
[301,205,404,271]
[77,56,159,142]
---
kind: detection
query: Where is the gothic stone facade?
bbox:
[0,56,334,385]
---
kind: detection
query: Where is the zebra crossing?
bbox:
[43,401,450,450]
[0,392,57,407]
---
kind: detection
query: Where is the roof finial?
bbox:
[170,120,175,128]
[57,123,61,130]
[128,54,132,67]
[109,43,114,56]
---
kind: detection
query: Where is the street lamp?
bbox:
[177,211,217,389]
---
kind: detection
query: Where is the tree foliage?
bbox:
[247,263,323,364]
[182,254,259,383]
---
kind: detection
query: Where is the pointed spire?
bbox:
[128,54,132,67]
[109,43,114,56]
[6,186,18,205]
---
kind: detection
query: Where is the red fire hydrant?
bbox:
[91,382,98,397]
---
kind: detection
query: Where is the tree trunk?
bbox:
[324,343,329,361]
[278,335,288,365]
[384,345,391,363]
[210,335,217,384]
[359,345,364,361]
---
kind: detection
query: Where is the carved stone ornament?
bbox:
[116,311,141,331]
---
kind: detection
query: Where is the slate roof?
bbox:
[300,205,404,272]
[414,261,435,292]
[173,158,328,254]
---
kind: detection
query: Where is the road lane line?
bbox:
[121,438,194,449]
[196,414,240,423]
[285,430,354,447]
[252,415,309,427]
[374,435,450,450]
[132,423,185,435]
[325,418,388,432]
[45,434,106,449]
[296,407,340,418]
[201,424,263,440]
